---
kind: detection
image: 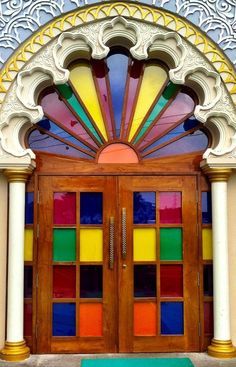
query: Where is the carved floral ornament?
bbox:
[0,6,236,169]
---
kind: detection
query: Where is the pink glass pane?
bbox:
[41,89,97,148]
[204,302,213,334]
[159,192,182,224]
[123,60,144,138]
[24,303,32,336]
[92,60,114,139]
[54,192,76,224]
[139,92,195,149]
[53,266,76,298]
[160,265,183,297]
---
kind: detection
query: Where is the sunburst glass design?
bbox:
[28,49,209,162]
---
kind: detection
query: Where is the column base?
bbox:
[1,340,30,362]
[208,339,236,358]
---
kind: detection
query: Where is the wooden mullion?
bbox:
[54,88,102,147]
[134,85,181,148]
[91,61,112,141]
[130,76,170,145]
[36,126,96,158]
[67,78,106,145]
[141,126,201,158]
[139,109,194,153]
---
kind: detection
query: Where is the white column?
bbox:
[1,169,31,362]
[204,168,236,358]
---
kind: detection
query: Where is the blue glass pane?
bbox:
[80,192,103,224]
[53,303,76,336]
[161,302,184,335]
[24,266,32,298]
[107,52,129,138]
[25,192,34,224]
[202,192,212,224]
[133,192,156,224]
[80,265,103,298]
[204,264,213,296]
[134,265,156,297]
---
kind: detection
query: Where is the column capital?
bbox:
[3,168,33,183]
[201,167,232,182]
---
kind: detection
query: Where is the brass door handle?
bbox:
[109,217,115,269]
[122,208,127,260]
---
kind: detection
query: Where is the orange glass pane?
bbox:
[134,302,156,336]
[79,303,103,337]
[98,143,139,163]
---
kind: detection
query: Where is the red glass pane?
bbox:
[92,60,114,139]
[40,89,97,148]
[204,302,213,334]
[24,303,32,336]
[139,92,195,148]
[54,192,76,225]
[160,265,183,297]
[53,266,76,298]
[159,192,182,224]
[123,60,143,138]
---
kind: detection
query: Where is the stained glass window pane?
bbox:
[160,265,183,297]
[161,302,184,335]
[24,228,33,261]
[79,303,103,337]
[24,303,32,336]
[80,265,103,298]
[25,192,34,224]
[53,266,76,298]
[80,229,103,262]
[53,229,76,262]
[159,192,182,224]
[134,302,157,336]
[202,192,212,224]
[204,302,213,334]
[133,228,156,261]
[80,192,103,224]
[202,228,213,260]
[133,192,156,224]
[24,266,33,298]
[52,303,76,336]
[134,265,156,297]
[54,192,76,225]
[160,228,182,261]
[204,264,213,296]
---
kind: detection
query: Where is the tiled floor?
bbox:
[0,353,236,367]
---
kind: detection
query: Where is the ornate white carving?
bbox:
[0,0,235,67]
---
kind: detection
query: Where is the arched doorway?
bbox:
[1,2,236,361]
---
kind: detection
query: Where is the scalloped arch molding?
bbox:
[0,1,236,169]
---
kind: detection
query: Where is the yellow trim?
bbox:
[1,340,30,362]
[4,168,33,182]
[208,339,236,359]
[0,1,235,106]
[202,167,232,182]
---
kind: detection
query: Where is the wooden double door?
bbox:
[37,175,199,353]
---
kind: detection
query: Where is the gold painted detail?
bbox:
[208,339,236,359]
[4,168,33,182]
[0,1,235,106]
[202,167,232,182]
[1,340,30,362]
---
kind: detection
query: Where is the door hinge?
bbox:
[36,223,39,238]
[37,190,40,204]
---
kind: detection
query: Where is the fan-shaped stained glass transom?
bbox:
[28,49,209,163]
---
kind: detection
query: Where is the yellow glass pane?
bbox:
[133,228,156,261]
[202,228,213,260]
[69,62,108,140]
[24,228,33,261]
[128,63,168,141]
[80,228,103,262]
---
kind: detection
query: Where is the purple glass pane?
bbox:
[134,265,156,297]
[202,192,212,224]
[133,192,156,224]
[123,60,143,138]
[28,129,93,159]
[139,92,195,149]
[80,265,103,298]
[159,192,182,224]
[54,192,76,225]
[92,60,114,139]
[40,89,97,148]
[144,129,208,159]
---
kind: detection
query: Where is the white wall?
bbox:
[0,174,7,349]
[228,172,236,345]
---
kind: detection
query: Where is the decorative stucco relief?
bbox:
[0,15,235,169]
[0,0,235,67]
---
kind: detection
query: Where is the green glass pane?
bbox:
[56,84,102,144]
[134,83,179,143]
[160,228,182,260]
[53,228,76,261]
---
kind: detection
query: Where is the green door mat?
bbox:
[81,358,194,367]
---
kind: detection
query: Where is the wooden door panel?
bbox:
[37,176,117,353]
[118,176,200,352]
